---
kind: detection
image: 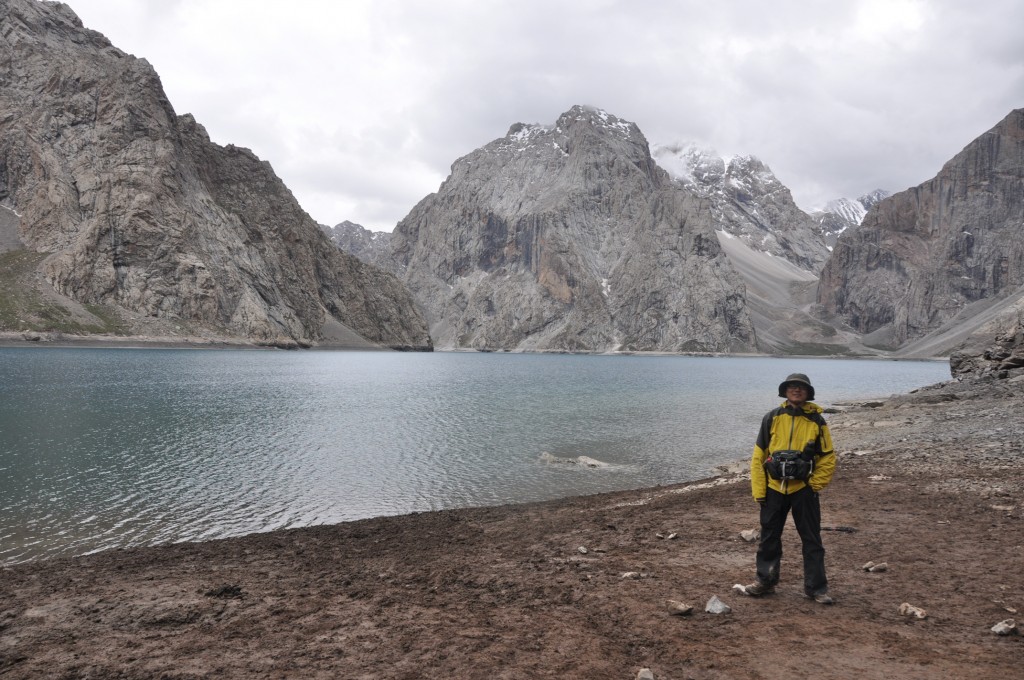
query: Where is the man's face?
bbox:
[785,383,809,406]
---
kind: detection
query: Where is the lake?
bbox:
[0,349,949,564]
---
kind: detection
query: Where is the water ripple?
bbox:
[0,350,949,563]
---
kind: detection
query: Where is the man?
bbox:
[745,373,836,604]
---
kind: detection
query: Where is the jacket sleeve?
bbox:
[751,443,768,501]
[808,422,836,492]
[750,411,773,501]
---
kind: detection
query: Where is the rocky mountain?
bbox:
[811,191,892,249]
[651,144,832,273]
[0,0,430,350]
[819,109,1024,352]
[321,221,392,268]
[387,106,756,353]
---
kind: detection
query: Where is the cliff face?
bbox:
[388,106,755,352]
[0,0,430,349]
[818,109,1024,348]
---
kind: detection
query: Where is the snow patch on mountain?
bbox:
[824,197,868,225]
[651,142,830,273]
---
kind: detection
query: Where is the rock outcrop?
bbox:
[818,109,1024,349]
[0,0,430,349]
[949,307,1024,379]
[652,144,831,273]
[388,106,755,352]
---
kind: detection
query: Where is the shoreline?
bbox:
[2,376,1021,678]
[0,331,950,362]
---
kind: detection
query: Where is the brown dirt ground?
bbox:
[1,377,1022,679]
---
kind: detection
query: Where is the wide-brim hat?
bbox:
[778,373,815,400]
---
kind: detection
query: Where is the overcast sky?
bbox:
[67,0,1023,232]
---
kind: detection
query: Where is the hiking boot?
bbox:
[743,581,775,596]
[809,592,835,605]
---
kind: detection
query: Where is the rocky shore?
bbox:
[1,375,1022,679]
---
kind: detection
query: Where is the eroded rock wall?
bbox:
[388,106,755,352]
[0,0,430,348]
[818,109,1024,348]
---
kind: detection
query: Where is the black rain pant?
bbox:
[756,485,828,595]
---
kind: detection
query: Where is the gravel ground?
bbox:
[1,375,1022,679]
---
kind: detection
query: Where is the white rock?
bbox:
[666,600,694,616]
[705,595,731,614]
[667,533,678,540]
[868,562,888,572]
[621,571,642,580]
[898,603,927,619]
[577,546,588,554]
[991,619,1017,636]
[740,529,760,542]
[637,669,655,680]
[732,583,749,595]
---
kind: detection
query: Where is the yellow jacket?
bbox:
[751,401,835,500]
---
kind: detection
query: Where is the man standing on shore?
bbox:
[745,373,836,604]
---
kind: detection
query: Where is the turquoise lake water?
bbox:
[0,349,949,563]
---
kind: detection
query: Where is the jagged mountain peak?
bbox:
[651,143,829,272]
[555,105,639,135]
[858,189,891,210]
[387,107,754,353]
[496,105,646,157]
[651,145,784,196]
[812,190,893,249]
[321,221,393,269]
[822,197,868,225]
[651,143,726,186]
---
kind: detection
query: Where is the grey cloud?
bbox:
[68,0,1024,227]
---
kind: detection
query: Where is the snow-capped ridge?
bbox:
[823,197,868,225]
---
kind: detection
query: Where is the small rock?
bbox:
[655,533,665,539]
[991,619,1018,636]
[740,529,760,542]
[862,561,875,571]
[705,595,731,614]
[204,584,243,599]
[666,533,678,540]
[863,561,888,572]
[577,546,588,554]
[898,603,927,619]
[666,599,694,616]
[636,669,655,680]
[732,583,748,596]
[621,571,642,580]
